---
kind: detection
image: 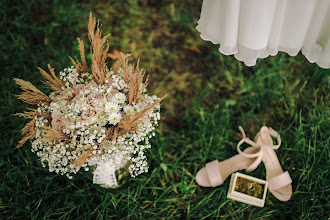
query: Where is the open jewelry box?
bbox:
[227,172,268,207]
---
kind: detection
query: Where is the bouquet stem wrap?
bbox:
[93,162,120,188]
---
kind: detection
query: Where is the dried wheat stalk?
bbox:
[69,37,88,75]
[15,108,51,121]
[77,37,88,73]
[16,118,37,148]
[15,108,38,119]
[112,53,132,82]
[103,126,114,143]
[88,12,110,85]
[102,125,120,144]
[72,69,78,92]
[128,60,149,105]
[112,53,150,105]
[14,78,52,105]
[38,64,65,93]
[112,126,119,142]
[120,94,167,135]
[40,126,70,142]
[73,149,93,169]
[69,56,79,72]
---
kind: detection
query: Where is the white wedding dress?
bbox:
[196,0,330,68]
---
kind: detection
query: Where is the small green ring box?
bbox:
[227,172,268,207]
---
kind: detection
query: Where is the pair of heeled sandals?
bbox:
[196,126,292,201]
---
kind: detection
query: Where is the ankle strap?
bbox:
[237,126,263,171]
[260,127,281,150]
[237,126,262,158]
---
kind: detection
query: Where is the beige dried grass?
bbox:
[112,53,152,105]
[120,94,167,135]
[127,60,148,105]
[88,12,110,85]
[102,126,120,144]
[15,108,38,119]
[40,126,70,142]
[72,69,78,93]
[16,118,37,149]
[14,78,52,105]
[73,148,93,170]
[112,53,132,83]
[38,64,65,93]
[69,37,88,75]
[77,37,88,72]
[15,108,52,121]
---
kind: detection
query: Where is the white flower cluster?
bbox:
[31,67,161,179]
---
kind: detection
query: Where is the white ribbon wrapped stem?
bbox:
[93,162,119,188]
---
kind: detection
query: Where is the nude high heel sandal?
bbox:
[255,126,293,201]
[196,126,263,187]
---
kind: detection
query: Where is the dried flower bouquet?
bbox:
[15,12,165,181]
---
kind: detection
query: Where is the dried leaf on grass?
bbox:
[186,46,201,54]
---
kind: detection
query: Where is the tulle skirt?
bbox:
[196,0,330,68]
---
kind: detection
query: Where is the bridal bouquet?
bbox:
[15,13,165,185]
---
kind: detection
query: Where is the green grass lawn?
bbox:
[1,0,329,219]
